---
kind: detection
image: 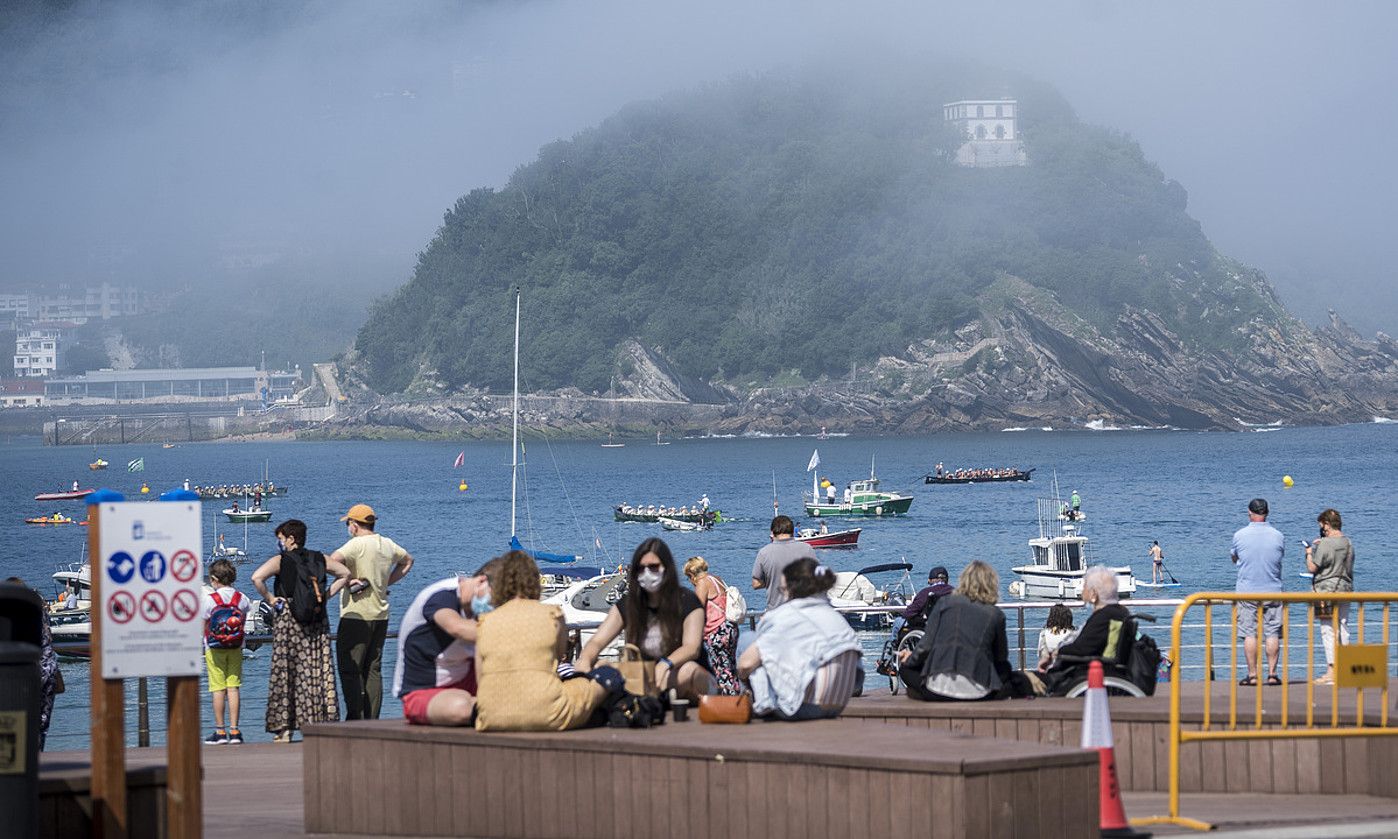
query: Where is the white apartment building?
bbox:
[13,323,70,378]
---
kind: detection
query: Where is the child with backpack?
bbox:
[204,559,252,745]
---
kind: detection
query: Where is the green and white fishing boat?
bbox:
[803,454,913,517]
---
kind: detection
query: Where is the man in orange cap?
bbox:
[330,503,415,719]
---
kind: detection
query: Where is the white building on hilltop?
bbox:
[944,98,1027,168]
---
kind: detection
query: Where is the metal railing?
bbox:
[1134,592,1398,832]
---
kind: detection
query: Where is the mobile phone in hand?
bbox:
[1299,540,1311,549]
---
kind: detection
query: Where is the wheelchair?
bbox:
[1048,612,1158,698]
[874,626,923,695]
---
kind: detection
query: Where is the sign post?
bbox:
[93,491,205,839]
[87,491,126,839]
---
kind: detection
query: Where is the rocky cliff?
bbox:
[319,275,1398,438]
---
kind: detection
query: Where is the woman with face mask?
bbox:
[577,537,715,700]
[473,551,614,730]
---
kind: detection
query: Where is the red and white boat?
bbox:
[35,487,95,501]
[795,526,862,548]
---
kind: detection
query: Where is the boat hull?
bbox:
[224,511,273,523]
[805,496,912,517]
[795,527,862,547]
[1009,565,1136,600]
[35,489,95,501]
[925,469,1034,485]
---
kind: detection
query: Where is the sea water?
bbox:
[2,422,1394,747]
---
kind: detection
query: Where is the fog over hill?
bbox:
[2,1,1396,373]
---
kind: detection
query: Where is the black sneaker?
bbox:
[204,729,228,745]
[227,729,244,744]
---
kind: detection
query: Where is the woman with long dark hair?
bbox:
[577,537,715,699]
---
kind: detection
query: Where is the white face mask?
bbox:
[637,568,664,592]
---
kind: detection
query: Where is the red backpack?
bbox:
[207,590,247,649]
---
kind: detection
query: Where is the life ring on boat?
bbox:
[1008,580,1025,597]
[812,509,820,516]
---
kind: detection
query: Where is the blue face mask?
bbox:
[470,592,494,617]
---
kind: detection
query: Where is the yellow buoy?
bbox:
[458,481,468,492]
[1282,475,1294,488]
[140,483,150,494]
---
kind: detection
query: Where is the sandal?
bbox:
[1266,675,1283,686]
[1238,675,1258,686]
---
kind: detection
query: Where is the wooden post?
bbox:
[88,502,128,839]
[166,675,202,838]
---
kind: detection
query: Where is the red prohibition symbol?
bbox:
[140,589,168,623]
[171,550,199,583]
[171,589,200,623]
[108,591,136,624]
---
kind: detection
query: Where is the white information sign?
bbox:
[98,501,204,678]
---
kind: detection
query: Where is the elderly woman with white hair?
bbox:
[1045,566,1134,695]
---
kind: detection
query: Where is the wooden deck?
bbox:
[41,738,1398,837]
[303,718,1098,838]
[844,681,1398,796]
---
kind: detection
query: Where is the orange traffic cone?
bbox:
[1081,660,1150,838]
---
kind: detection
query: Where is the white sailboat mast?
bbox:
[510,289,521,538]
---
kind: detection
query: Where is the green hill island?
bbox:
[335,63,1398,437]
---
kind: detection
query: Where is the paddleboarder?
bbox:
[1148,541,1164,584]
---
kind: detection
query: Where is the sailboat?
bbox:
[506,289,581,565]
[601,433,624,448]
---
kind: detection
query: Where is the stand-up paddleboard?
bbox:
[1137,581,1182,589]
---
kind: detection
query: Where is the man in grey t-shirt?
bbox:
[751,515,817,610]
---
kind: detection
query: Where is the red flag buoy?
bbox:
[1082,660,1150,838]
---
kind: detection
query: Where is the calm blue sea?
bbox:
[2,422,1394,748]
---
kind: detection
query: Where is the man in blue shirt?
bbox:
[1231,498,1285,685]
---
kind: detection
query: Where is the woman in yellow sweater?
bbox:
[474,550,609,731]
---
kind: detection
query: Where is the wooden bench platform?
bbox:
[303,718,1098,838]
[39,752,168,839]
[844,682,1398,797]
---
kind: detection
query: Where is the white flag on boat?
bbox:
[807,449,820,472]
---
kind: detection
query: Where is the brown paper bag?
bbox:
[616,644,657,696]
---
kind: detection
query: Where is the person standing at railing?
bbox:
[1306,508,1354,685]
[1231,498,1285,687]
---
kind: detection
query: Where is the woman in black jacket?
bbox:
[897,561,1031,701]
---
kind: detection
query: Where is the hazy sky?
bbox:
[2,1,1395,335]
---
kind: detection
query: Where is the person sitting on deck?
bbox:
[392,559,501,726]
[577,537,716,700]
[1036,604,1076,671]
[738,558,863,720]
[897,561,1034,701]
[474,551,613,731]
[1044,567,1133,695]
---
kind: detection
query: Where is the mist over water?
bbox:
[3,1,1396,336]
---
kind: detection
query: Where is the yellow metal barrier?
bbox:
[1134,592,1398,832]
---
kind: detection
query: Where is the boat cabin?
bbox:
[1029,530,1088,572]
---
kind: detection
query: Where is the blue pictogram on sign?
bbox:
[107,551,136,584]
[139,550,167,584]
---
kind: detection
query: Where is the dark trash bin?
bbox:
[0,583,45,839]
